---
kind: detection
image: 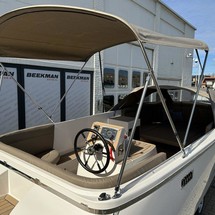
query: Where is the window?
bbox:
[118,70,128,88]
[104,68,115,88]
[132,71,140,88]
[103,95,114,111]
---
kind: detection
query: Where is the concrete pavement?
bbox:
[201,177,215,214]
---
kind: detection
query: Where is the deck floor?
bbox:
[0,195,18,215]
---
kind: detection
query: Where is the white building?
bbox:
[0,0,196,132]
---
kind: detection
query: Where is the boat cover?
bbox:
[0,5,209,62]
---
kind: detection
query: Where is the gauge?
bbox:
[101,127,117,140]
[106,129,113,139]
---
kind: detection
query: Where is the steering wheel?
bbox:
[74,128,110,174]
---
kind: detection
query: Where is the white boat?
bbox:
[0,5,214,215]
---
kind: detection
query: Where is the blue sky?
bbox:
[162,0,215,75]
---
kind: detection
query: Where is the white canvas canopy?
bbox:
[0,5,209,62]
[132,25,209,51]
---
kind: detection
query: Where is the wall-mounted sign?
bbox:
[24,69,61,128]
[65,72,91,120]
[0,67,18,134]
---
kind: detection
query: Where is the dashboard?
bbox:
[91,121,127,164]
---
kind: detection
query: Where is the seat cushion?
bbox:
[41,149,60,164]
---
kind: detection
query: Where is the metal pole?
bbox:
[138,42,185,156]
[114,72,151,197]
[99,52,105,94]
[0,63,54,123]
[183,50,208,146]
[50,60,88,118]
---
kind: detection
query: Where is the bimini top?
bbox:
[0,5,209,61]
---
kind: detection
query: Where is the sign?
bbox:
[24,69,61,127]
[65,72,91,119]
[0,67,18,134]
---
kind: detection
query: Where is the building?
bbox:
[203,76,215,89]
[0,0,196,133]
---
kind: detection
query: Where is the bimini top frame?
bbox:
[0,5,209,197]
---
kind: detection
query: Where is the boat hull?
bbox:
[0,130,214,215]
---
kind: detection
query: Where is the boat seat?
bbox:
[0,141,166,189]
[40,149,60,164]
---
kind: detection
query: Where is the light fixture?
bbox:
[186,53,193,58]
